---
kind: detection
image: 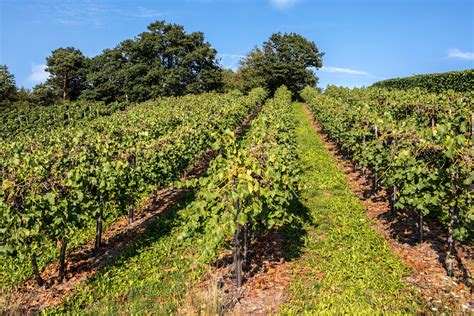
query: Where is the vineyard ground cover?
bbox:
[282,103,423,313]
[302,105,474,313]
[39,87,297,314]
[1,102,263,314]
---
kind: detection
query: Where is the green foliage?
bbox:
[176,86,299,260]
[45,87,299,314]
[83,21,223,103]
[283,102,422,313]
[302,85,473,241]
[221,69,241,92]
[237,33,323,96]
[0,99,128,142]
[0,65,17,107]
[372,69,474,93]
[0,89,266,288]
[46,47,88,101]
[30,83,60,106]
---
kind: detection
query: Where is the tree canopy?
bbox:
[3,23,325,107]
[46,47,89,101]
[0,65,17,106]
[83,21,223,103]
[237,33,323,96]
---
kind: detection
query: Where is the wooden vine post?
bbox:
[391,135,398,215]
[95,197,104,251]
[31,253,44,287]
[58,237,68,283]
[233,176,243,288]
[446,171,458,277]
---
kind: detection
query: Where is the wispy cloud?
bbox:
[29,64,50,83]
[447,48,474,60]
[320,66,372,76]
[271,0,300,9]
[24,1,166,26]
[128,6,164,18]
[218,53,245,71]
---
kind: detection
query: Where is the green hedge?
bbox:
[372,69,474,93]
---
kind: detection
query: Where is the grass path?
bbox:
[282,103,423,313]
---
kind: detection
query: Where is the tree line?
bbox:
[1,20,323,108]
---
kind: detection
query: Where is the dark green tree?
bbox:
[81,48,129,103]
[84,21,223,102]
[15,87,32,104]
[238,33,324,96]
[0,65,17,106]
[46,47,88,101]
[235,49,267,93]
[31,83,60,106]
[221,69,240,92]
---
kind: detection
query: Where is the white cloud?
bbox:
[219,53,245,71]
[29,64,49,83]
[447,48,474,60]
[319,66,372,76]
[271,0,300,9]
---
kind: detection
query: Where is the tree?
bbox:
[235,49,267,93]
[84,21,223,103]
[81,48,128,103]
[31,83,60,106]
[15,87,32,104]
[237,33,324,96]
[222,69,240,92]
[46,47,88,101]
[0,65,17,106]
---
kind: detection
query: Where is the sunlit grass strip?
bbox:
[282,102,423,314]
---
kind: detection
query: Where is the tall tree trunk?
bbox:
[31,253,44,287]
[58,237,68,283]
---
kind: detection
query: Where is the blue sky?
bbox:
[0,0,473,89]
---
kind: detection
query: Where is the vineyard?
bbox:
[302,86,473,255]
[1,0,472,311]
[1,83,473,313]
[0,89,267,288]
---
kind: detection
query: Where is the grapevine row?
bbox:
[302,85,473,276]
[176,86,299,286]
[0,100,130,142]
[0,89,267,287]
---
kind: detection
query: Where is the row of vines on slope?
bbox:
[0,100,130,142]
[371,69,474,93]
[176,86,299,286]
[302,85,473,276]
[0,89,267,288]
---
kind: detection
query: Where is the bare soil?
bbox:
[179,229,290,315]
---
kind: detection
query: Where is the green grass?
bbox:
[46,194,212,315]
[282,103,423,314]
